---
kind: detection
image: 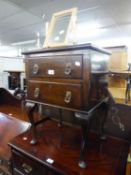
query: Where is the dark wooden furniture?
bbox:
[0,112,30,175]
[0,87,28,121]
[8,120,129,175]
[3,71,25,90]
[0,88,30,174]
[23,43,110,168]
[0,88,21,107]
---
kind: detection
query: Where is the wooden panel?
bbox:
[108,87,126,99]
[9,120,130,175]
[12,150,46,175]
[106,47,128,102]
[0,113,29,160]
[27,55,83,79]
[108,49,128,89]
[27,81,82,109]
[108,77,126,88]
[0,113,29,175]
[108,51,128,71]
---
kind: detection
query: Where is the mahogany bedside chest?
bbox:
[22,43,110,168]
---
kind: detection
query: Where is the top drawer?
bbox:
[27,55,83,79]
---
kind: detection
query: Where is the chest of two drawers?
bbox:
[26,55,83,109]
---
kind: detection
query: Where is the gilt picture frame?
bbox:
[43,8,77,48]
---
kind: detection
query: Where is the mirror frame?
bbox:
[43,8,77,48]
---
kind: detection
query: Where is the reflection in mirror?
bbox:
[49,15,70,44]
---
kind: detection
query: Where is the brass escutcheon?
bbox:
[34,88,40,98]
[33,64,39,74]
[64,63,72,75]
[64,91,72,103]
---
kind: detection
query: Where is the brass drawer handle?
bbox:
[34,88,40,98]
[64,91,72,103]
[22,163,32,174]
[64,63,72,75]
[33,64,39,75]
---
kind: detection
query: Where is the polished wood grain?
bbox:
[0,113,30,160]
[23,44,110,168]
[28,55,82,79]
[27,80,82,109]
[0,112,30,175]
[9,120,129,175]
[23,43,109,55]
[0,89,30,174]
[0,105,29,121]
[0,87,28,121]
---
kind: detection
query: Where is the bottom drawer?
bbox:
[12,150,46,175]
[27,81,82,109]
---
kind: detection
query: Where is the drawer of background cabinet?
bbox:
[12,150,46,175]
[27,81,82,109]
[26,55,83,79]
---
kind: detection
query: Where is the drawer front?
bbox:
[27,55,83,79]
[27,81,82,109]
[12,150,46,175]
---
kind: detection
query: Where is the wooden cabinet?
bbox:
[16,44,110,172]
[0,112,29,175]
[12,150,47,175]
[4,71,25,90]
[9,120,129,175]
[8,121,83,175]
[106,46,128,102]
[108,46,128,71]
[24,44,110,111]
[11,149,60,175]
[21,44,110,169]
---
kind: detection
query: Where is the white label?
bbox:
[48,70,55,75]
[46,158,54,164]
[75,61,80,66]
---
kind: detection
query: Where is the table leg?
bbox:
[99,102,108,140]
[58,108,63,127]
[78,119,91,168]
[25,102,38,145]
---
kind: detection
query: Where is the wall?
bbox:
[0,57,25,72]
[0,57,25,89]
